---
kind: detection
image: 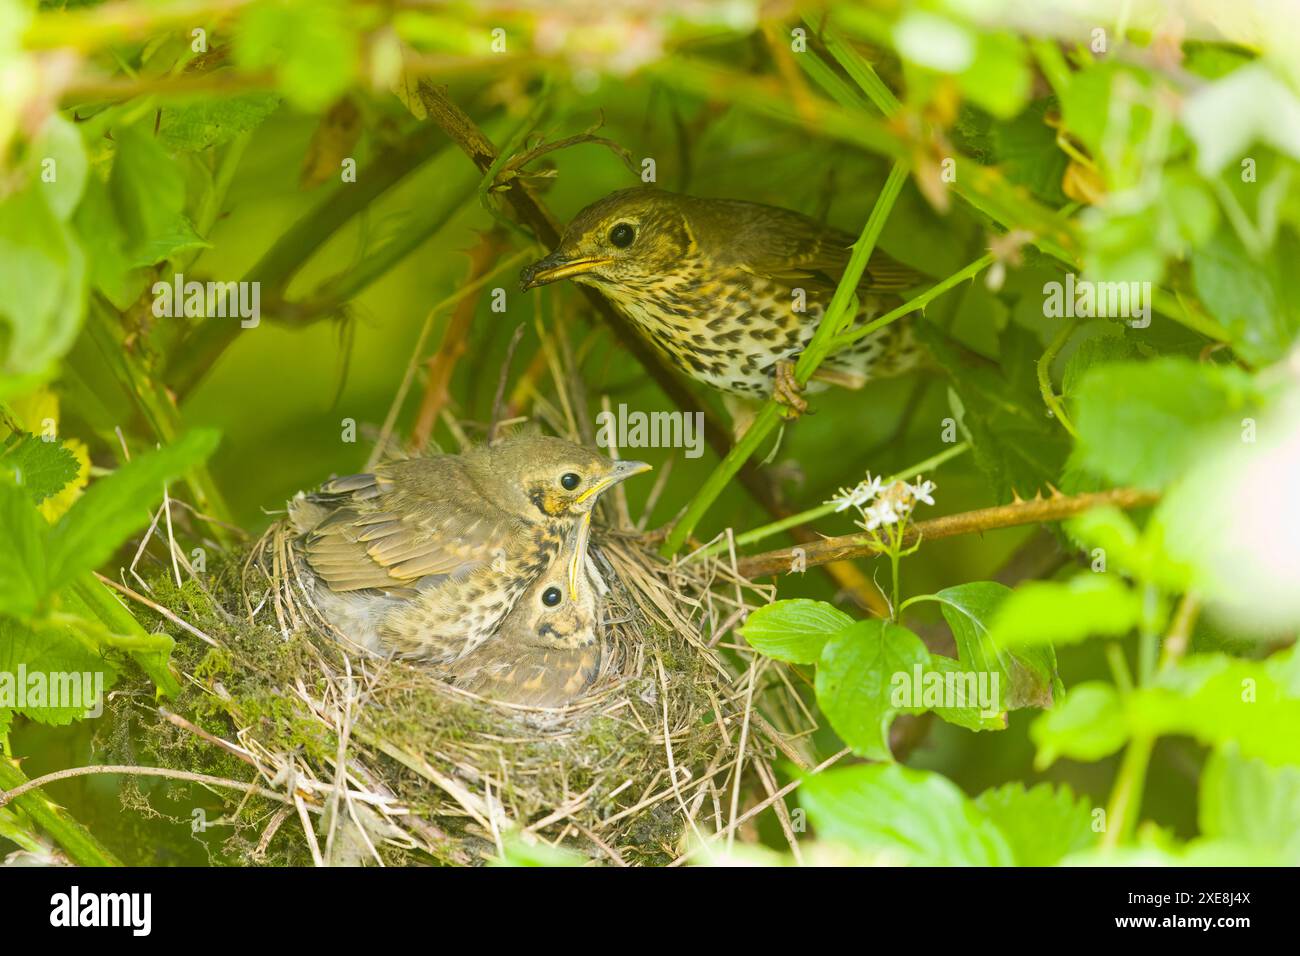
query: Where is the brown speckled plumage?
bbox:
[520,187,925,402]
[288,434,647,662]
[442,518,604,707]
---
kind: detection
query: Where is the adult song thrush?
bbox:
[519,187,925,432]
[288,434,648,661]
[443,515,604,708]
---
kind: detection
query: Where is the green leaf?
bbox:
[1159,166,1219,248]
[1030,682,1129,768]
[0,479,50,617]
[0,617,117,726]
[109,125,202,267]
[925,655,1006,731]
[1065,505,1191,592]
[1071,357,1262,490]
[923,324,1070,501]
[235,0,358,110]
[801,763,1016,865]
[1129,651,1300,765]
[1198,745,1300,863]
[1079,205,1167,287]
[158,93,282,151]
[493,833,586,867]
[814,620,929,760]
[1061,331,1133,398]
[932,581,1059,709]
[962,31,1032,120]
[1,433,79,504]
[973,782,1097,865]
[0,178,88,388]
[34,114,89,221]
[1059,62,1156,168]
[1192,228,1300,366]
[988,101,1068,206]
[74,174,146,311]
[740,599,853,664]
[65,576,180,697]
[989,574,1140,648]
[1183,63,1300,176]
[46,429,220,591]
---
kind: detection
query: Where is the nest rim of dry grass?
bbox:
[121,507,816,867]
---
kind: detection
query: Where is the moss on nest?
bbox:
[114,518,809,866]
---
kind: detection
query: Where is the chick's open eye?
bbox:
[609,222,635,248]
[560,472,581,490]
[542,587,563,607]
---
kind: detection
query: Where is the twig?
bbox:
[692,440,970,560]
[490,325,527,440]
[0,764,296,809]
[167,123,449,396]
[94,572,219,647]
[410,232,507,451]
[158,707,255,765]
[737,487,1160,577]
[367,246,532,467]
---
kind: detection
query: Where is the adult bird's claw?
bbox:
[773,360,809,420]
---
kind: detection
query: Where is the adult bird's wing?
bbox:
[289,458,518,595]
[706,198,924,294]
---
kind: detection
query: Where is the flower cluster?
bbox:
[828,473,936,533]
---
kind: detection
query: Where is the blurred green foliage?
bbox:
[2,0,1300,866]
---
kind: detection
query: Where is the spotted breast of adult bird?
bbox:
[442,514,604,708]
[519,186,925,434]
[287,433,648,662]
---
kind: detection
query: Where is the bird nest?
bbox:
[118,513,811,866]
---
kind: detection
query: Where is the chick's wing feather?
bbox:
[292,458,519,594]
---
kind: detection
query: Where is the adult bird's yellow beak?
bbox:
[520,252,612,290]
[574,459,652,505]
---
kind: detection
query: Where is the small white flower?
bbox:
[863,499,899,531]
[910,478,936,506]
[828,474,882,513]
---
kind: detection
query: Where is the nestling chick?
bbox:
[443,514,604,708]
[288,433,648,661]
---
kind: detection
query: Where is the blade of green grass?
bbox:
[660,160,911,557]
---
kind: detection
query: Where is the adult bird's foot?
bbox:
[772,360,809,420]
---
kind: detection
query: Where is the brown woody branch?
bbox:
[736,488,1160,578]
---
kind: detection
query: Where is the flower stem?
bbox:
[831,253,996,349]
[888,527,903,621]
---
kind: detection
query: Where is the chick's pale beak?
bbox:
[520,251,612,291]
[569,512,593,600]
[574,459,652,504]
[612,459,653,482]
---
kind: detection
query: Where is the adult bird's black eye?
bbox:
[542,587,563,607]
[560,472,581,490]
[609,222,635,248]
